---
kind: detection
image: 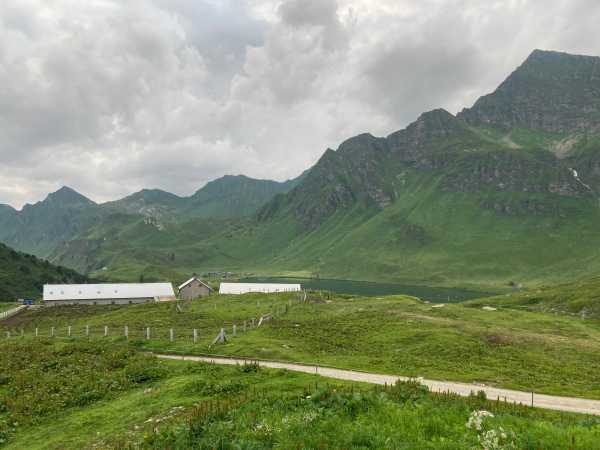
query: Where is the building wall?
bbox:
[179,280,211,300]
[44,297,154,307]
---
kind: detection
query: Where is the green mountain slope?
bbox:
[27,50,600,289]
[0,243,88,300]
[0,187,101,258]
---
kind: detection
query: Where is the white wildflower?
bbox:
[466,410,495,431]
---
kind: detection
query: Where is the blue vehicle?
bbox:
[22,299,34,305]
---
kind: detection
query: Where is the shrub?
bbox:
[389,379,430,404]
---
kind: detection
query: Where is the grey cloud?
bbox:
[0,0,600,209]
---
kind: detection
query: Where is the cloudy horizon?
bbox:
[1,0,599,209]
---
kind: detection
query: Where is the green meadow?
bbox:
[1,340,600,449]
[3,290,600,399]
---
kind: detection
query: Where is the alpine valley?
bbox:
[3,49,600,290]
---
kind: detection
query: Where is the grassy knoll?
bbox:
[2,340,600,449]
[3,293,600,399]
[465,276,600,318]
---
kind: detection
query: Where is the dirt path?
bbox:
[156,353,600,416]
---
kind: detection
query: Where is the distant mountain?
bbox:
[102,174,302,220]
[0,187,101,258]
[13,50,600,289]
[0,174,304,266]
[185,175,302,219]
[0,242,89,300]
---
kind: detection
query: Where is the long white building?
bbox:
[43,283,176,306]
[219,282,301,295]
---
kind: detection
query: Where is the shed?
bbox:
[43,283,176,306]
[219,282,301,295]
[178,277,213,300]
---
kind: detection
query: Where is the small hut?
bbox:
[178,276,213,300]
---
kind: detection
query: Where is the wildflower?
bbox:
[466,410,494,431]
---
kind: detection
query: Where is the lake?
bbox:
[240,277,494,303]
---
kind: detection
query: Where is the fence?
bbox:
[2,291,310,347]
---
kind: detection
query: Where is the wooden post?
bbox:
[146,327,151,340]
[35,327,38,337]
[243,321,247,332]
[233,324,237,337]
[85,325,89,337]
[251,318,255,328]
[193,328,198,344]
[68,326,72,337]
[51,327,55,337]
[20,328,24,338]
[170,328,174,342]
[124,325,128,339]
[104,326,108,337]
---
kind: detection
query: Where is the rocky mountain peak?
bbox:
[458,49,600,133]
[44,186,96,208]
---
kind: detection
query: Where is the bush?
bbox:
[389,379,430,404]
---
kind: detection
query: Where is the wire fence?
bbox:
[1,291,310,347]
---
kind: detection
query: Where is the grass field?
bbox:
[2,340,600,449]
[3,292,600,400]
[466,276,600,318]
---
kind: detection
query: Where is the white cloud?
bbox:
[0,0,599,208]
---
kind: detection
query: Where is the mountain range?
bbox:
[2,49,600,289]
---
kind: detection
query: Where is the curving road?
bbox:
[155,353,600,416]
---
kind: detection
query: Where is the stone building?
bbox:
[178,276,213,300]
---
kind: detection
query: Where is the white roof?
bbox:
[178,277,212,291]
[219,282,301,295]
[43,283,175,301]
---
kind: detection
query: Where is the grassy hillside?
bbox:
[2,340,599,449]
[4,292,600,399]
[466,276,600,318]
[53,166,600,291]
[0,243,88,301]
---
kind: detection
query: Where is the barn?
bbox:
[43,283,176,306]
[178,276,213,300]
[219,282,301,295]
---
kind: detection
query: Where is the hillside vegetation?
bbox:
[0,243,88,301]
[1,340,600,449]
[466,276,600,318]
[4,292,600,399]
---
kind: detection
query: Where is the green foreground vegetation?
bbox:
[1,340,600,449]
[3,291,600,399]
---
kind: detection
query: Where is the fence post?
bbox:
[243,320,247,332]
[193,328,198,344]
[233,324,237,337]
[35,327,39,337]
[124,325,128,339]
[20,328,24,338]
[85,325,90,337]
[51,327,55,338]
[68,326,72,337]
[146,327,151,340]
[251,318,255,328]
[170,328,174,342]
[104,326,108,337]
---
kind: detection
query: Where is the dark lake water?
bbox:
[240,277,494,303]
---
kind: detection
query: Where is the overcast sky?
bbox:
[1,0,600,208]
